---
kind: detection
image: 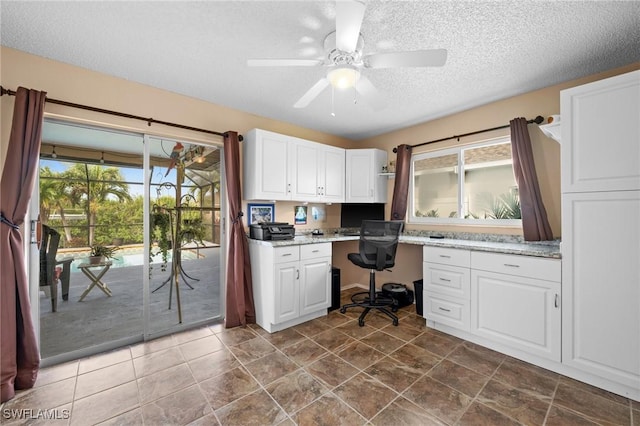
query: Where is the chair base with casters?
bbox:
[340,269,399,326]
[340,220,404,327]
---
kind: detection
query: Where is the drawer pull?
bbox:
[312,249,319,253]
[281,253,292,257]
[438,307,451,312]
[555,294,559,308]
[439,255,451,258]
[503,263,520,268]
[439,278,451,282]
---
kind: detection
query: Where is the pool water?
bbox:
[61,247,200,273]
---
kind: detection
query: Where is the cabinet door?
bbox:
[562,191,640,388]
[561,70,640,193]
[320,146,345,202]
[471,270,561,361]
[291,140,320,200]
[346,150,374,202]
[244,129,291,200]
[274,261,300,324]
[299,257,331,316]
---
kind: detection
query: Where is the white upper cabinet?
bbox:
[561,70,640,193]
[244,129,345,202]
[345,149,388,203]
[243,129,293,200]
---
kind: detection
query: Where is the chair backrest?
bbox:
[358,220,404,271]
[40,224,61,287]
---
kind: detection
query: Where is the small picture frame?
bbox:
[247,203,275,225]
[294,205,307,225]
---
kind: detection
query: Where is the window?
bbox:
[410,137,521,225]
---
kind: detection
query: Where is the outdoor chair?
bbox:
[39,224,73,312]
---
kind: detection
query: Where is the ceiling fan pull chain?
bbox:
[331,85,336,117]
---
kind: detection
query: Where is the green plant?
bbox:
[179,217,206,244]
[477,189,521,219]
[150,209,172,274]
[90,244,119,259]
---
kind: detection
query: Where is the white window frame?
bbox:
[409,136,522,227]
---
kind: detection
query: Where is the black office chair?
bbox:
[340,220,404,327]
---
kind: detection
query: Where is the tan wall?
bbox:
[2,47,638,289]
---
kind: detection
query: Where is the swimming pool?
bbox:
[60,247,200,273]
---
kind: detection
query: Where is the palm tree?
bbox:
[64,164,132,245]
[39,166,79,242]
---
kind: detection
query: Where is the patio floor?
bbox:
[39,247,222,359]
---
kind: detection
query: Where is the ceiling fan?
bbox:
[247,0,447,111]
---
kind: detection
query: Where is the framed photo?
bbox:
[294,205,307,225]
[247,203,274,225]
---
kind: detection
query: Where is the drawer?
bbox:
[300,243,331,260]
[273,246,300,263]
[424,246,471,267]
[471,251,560,282]
[424,293,470,331]
[423,262,470,299]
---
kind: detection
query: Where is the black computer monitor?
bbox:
[340,203,386,228]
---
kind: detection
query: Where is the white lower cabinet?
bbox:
[470,252,561,362]
[250,242,332,333]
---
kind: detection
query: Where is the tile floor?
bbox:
[2,288,639,425]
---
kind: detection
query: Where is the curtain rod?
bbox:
[393,115,544,153]
[0,85,243,141]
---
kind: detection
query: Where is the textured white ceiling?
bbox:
[2,1,639,140]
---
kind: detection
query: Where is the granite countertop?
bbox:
[247,232,561,259]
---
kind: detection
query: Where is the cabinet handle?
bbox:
[281,253,292,257]
[296,269,300,280]
[312,249,319,253]
[439,278,451,282]
[438,307,451,312]
[503,263,520,268]
[555,294,559,308]
[439,255,451,259]
[287,183,291,193]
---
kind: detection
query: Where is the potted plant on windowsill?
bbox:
[89,244,119,264]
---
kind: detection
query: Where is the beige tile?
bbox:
[634,408,640,426]
[404,375,472,424]
[553,379,631,425]
[3,377,75,414]
[132,346,184,378]
[214,390,287,425]
[313,328,356,353]
[78,347,131,374]
[364,357,423,394]
[359,330,406,354]
[187,348,241,382]
[336,341,386,370]
[493,356,559,398]
[70,381,139,426]
[379,320,424,342]
[389,342,441,375]
[172,326,214,345]
[265,370,327,415]
[397,313,428,331]
[137,363,196,404]
[34,360,78,388]
[261,328,307,349]
[316,310,351,328]
[75,360,136,399]
[245,351,299,386]
[140,384,211,425]
[291,393,366,425]
[558,375,631,406]
[306,354,359,388]
[227,336,276,364]
[371,396,446,426]
[447,341,505,376]
[281,338,328,366]
[457,401,520,426]
[477,379,551,425]
[333,373,397,420]
[178,334,224,361]
[129,334,175,358]
[199,366,260,409]
[215,326,257,346]
[335,320,376,339]
[545,404,600,426]
[292,318,331,337]
[187,412,220,425]
[410,329,462,357]
[428,359,489,397]
[96,408,143,425]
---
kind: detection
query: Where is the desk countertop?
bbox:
[247,234,561,259]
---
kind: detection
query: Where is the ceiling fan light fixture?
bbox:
[327,66,361,89]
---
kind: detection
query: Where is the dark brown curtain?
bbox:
[1,87,46,402]
[390,144,413,220]
[510,117,553,241]
[222,131,256,328]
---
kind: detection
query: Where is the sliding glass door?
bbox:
[31,120,224,363]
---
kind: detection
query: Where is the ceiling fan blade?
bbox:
[294,78,330,108]
[247,59,323,67]
[336,0,365,52]
[364,49,448,68]
[355,75,385,111]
